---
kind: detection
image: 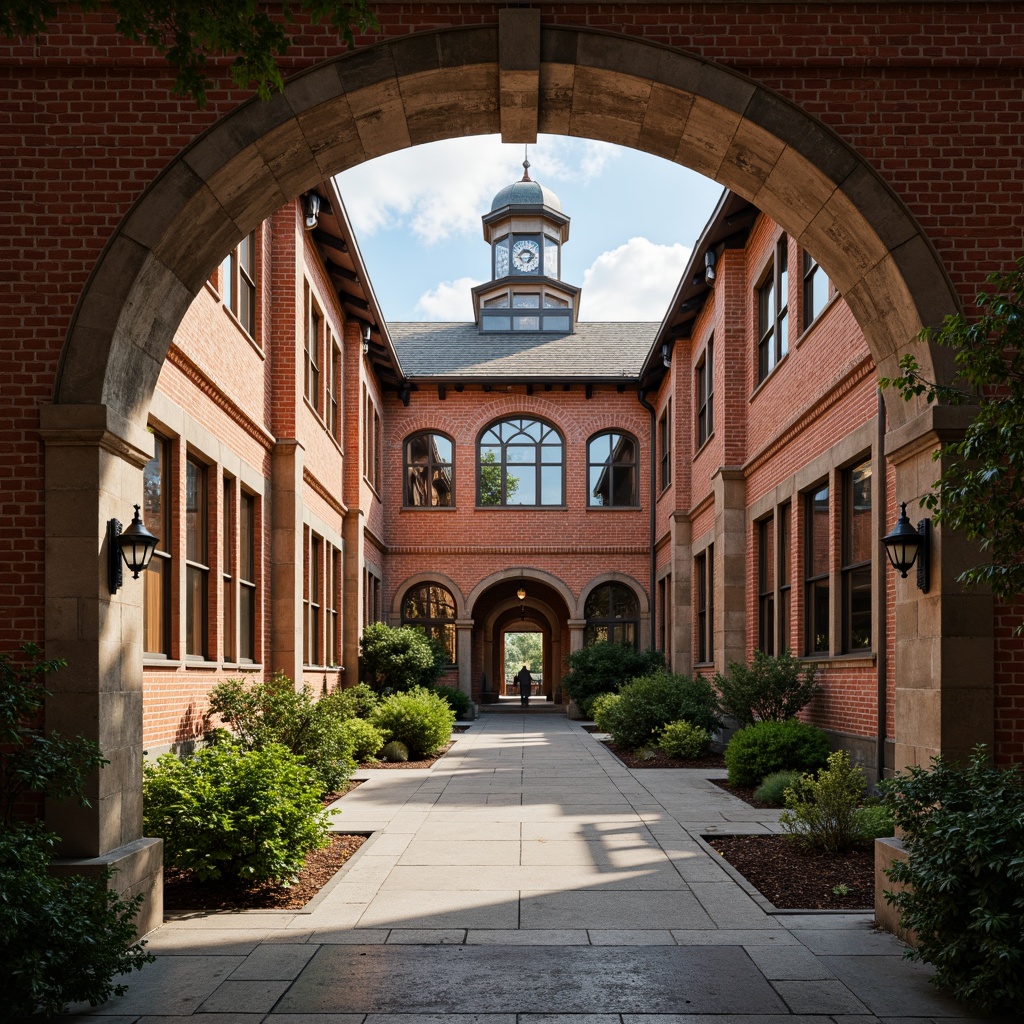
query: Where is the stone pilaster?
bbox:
[713,467,747,672]
[271,439,305,685]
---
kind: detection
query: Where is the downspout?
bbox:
[637,386,658,650]
[876,386,888,786]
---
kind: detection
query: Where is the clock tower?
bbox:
[473,159,580,333]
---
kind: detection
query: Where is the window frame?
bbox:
[238,490,257,664]
[222,477,235,663]
[327,328,341,440]
[842,458,873,653]
[658,400,672,491]
[695,546,714,664]
[804,482,831,655]
[583,583,640,649]
[305,287,322,413]
[143,431,172,658]
[476,416,565,508]
[586,430,638,508]
[219,230,257,340]
[401,583,458,665]
[778,501,792,654]
[803,249,832,329]
[304,532,322,667]
[184,455,209,660]
[758,516,775,656]
[403,431,455,508]
[757,235,789,383]
[696,337,714,449]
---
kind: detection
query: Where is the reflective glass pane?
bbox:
[544,316,570,331]
[813,267,830,315]
[544,239,558,276]
[407,464,428,505]
[507,470,534,504]
[507,444,535,464]
[513,293,540,308]
[586,586,611,618]
[810,485,829,577]
[589,466,606,505]
[143,443,164,551]
[433,436,453,463]
[541,465,562,504]
[848,462,872,564]
[541,444,562,464]
[143,558,166,655]
[494,240,509,277]
[513,316,539,330]
[848,567,872,649]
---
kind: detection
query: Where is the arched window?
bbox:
[401,583,457,664]
[587,431,638,507]
[404,432,454,507]
[477,417,564,507]
[584,583,640,648]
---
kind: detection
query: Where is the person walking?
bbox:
[515,664,532,706]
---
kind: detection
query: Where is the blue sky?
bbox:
[334,135,724,324]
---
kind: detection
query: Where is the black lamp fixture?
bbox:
[704,249,717,285]
[882,501,931,593]
[302,191,321,231]
[108,504,159,595]
[517,581,527,620]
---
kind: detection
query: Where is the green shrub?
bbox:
[207,674,355,795]
[562,642,665,717]
[360,622,446,692]
[714,649,820,726]
[724,718,830,786]
[1,644,153,1015]
[590,692,621,733]
[143,742,331,885]
[657,719,710,759]
[340,717,385,762]
[853,803,895,840]
[880,747,1024,1014]
[779,750,866,853]
[369,686,455,758]
[332,682,379,719]
[380,740,409,762]
[605,671,721,750]
[753,769,801,806]
[431,683,471,718]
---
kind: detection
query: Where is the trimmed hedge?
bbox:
[724,719,830,786]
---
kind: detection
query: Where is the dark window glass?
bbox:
[405,432,455,507]
[402,583,457,665]
[779,502,792,653]
[185,457,208,659]
[584,583,639,648]
[803,250,831,328]
[696,339,714,448]
[587,431,637,507]
[758,517,775,655]
[239,492,256,662]
[238,231,256,336]
[843,460,873,651]
[804,484,830,654]
[477,418,564,507]
[659,402,671,490]
[325,545,339,667]
[757,236,790,383]
[143,433,171,656]
[305,535,321,666]
[305,298,321,410]
[222,479,234,662]
[327,334,341,439]
[696,547,714,663]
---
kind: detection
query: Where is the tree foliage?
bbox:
[0,0,377,107]
[561,641,665,717]
[360,622,446,693]
[504,631,542,681]
[881,258,1024,604]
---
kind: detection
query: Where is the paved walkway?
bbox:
[72,715,1001,1022]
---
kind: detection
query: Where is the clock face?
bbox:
[512,239,540,273]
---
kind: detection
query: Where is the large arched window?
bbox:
[401,583,457,664]
[587,431,638,507]
[477,417,564,507]
[404,432,454,507]
[584,583,640,648]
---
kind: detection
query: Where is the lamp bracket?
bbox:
[107,518,123,595]
[917,518,931,594]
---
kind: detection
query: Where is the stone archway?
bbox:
[42,19,981,930]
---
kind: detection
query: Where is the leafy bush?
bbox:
[340,717,385,762]
[853,803,895,840]
[724,718,830,786]
[590,692,621,733]
[562,642,665,717]
[369,686,455,758]
[207,674,355,794]
[360,622,446,693]
[1,644,152,1015]
[143,743,330,885]
[380,740,409,762]
[881,747,1024,1014]
[779,750,866,853]
[714,649,820,726]
[332,682,379,720]
[431,683,471,719]
[605,671,721,750]
[753,769,801,806]
[657,719,710,759]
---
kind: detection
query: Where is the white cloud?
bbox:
[578,237,691,322]
[335,135,620,244]
[414,277,481,321]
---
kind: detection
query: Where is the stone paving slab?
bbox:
[276,944,789,1015]
[518,889,714,930]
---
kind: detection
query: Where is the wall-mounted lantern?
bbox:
[108,504,159,595]
[882,501,931,593]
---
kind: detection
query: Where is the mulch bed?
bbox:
[601,740,727,770]
[707,834,875,910]
[357,740,455,769]
[710,777,778,809]
[162,833,368,913]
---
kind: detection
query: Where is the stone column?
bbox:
[270,439,304,685]
[40,404,163,935]
[456,619,474,698]
[713,467,747,672]
[567,619,587,654]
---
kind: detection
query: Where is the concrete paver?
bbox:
[74,715,1007,1021]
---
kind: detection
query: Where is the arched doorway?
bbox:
[42,21,984,928]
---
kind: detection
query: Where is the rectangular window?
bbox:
[327,331,341,440]
[757,236,789,383]
[222,478,234,662]
[843,459,873,651]
[696,547,714,664]
[659,400,671,490]
[185,457,209,659]
[364,392,381,491]
[305,290,321,411]
[325,544,340,667]
[696,337,714,448]
[804,483,830,654]
[779,501,792,654]
[363,568,381,627]
[803,250,831,328]
[143,432,171,656]
[238,231,256,336]
[239,492,256,663]
[304,533,322,666]
[758,516,775,655]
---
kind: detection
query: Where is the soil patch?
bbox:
[358,740,455,769]
[710,777,779,809]
[601,740,726,770]
[163,833,368,913]
[708,833,874,910]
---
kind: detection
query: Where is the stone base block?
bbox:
[51,836,164,937]
[874,836,917,947]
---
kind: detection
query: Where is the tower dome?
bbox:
[490,159,562,213]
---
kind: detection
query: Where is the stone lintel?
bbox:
[499,8,541,143]
[39,402,154,468]
[883,401,976,465]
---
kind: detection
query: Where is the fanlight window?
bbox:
[588,432,637,507]
[478,418,564,507]
[584,583,640,648]
[404,432,454,507]
[401,583,457,664]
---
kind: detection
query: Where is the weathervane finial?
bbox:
[521,144,531,181]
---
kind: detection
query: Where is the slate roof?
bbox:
[490,178,562,212]
[388,322,659,381]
